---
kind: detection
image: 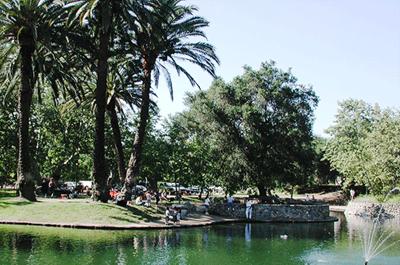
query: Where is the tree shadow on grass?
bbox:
[92,203,163,222]
[0,190,17,199]
[124,206,159,222]
[109,216,140,224]
[0,200,33,208]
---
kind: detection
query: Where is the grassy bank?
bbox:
[0,196,164,225]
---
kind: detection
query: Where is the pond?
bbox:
[0,212,399,265]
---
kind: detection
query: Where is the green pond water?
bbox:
[0,212,399,265]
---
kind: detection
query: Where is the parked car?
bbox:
[133,185,147,195]
[63,181,76,191]
[78,180,92,189]
[159,182,189,194]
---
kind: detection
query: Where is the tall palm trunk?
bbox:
[107,99,126,183]
[126,63,152,187]
[92,4,112,202]
[16,43,36,201]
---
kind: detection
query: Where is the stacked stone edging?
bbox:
[345,201,400,218]
[210,203,334,222]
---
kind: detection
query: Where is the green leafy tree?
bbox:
[140,121,170,191]
[324,100,379,190]
[325,99,400,195]
[162,113,222,195]
[0,96,18,185]
[311,136,338,185]
[363,111,400,195]
[183,61,318,196]
[31,96,94,183]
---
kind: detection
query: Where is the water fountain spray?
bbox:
[362,187,400,265]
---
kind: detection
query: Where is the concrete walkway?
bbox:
[329,205,347,213]
[0,214,241,230]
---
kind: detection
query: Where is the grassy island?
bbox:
[0,195,163,226]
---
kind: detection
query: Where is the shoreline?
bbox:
[0,214,338,231]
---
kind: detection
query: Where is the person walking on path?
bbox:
[245,199,253,219]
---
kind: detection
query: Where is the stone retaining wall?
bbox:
[209,203,333,222]
[345,201,400,218]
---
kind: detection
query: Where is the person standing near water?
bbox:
[204,197,210,214]
[245,199,253,219]
[350,189,355,200]
[227,194,234,211]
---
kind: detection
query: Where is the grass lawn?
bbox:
[0,189,17,198]
[0,195,164,225]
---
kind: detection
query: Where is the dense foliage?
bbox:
[324,99,400,196]
[0,0,218,201]
[166,62,319,196]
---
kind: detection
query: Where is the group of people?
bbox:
[135,191,155,207]
[225,194,254,219]
[40,177,57,198]
[165,206,182,225]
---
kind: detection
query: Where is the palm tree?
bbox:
[65,0,138,201]
[0,0,74,201]
[124,0,219,186]
[106,76,138,184]
[63,68,142,184]
[66,0,118,201]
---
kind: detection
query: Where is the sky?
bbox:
[155,0,400,136]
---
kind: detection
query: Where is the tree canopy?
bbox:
[170,61,318,196]
[324,99,400,196]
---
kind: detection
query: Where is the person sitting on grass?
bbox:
[145,191,152,207]
[135,195,145,206]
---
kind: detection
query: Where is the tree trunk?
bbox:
[125,63,152,187]
[16,43,36,202]
[198,187,203,199]
[92,4,112,202]
[107,101,126,183]
[149,175,158,192]
[257,185,267,197]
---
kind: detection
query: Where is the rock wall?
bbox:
[209,203,332,222]
[345,201,400,218]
